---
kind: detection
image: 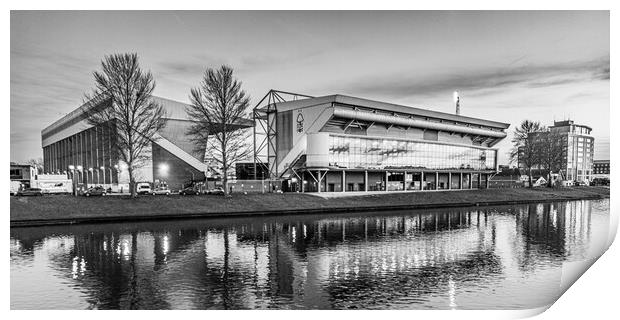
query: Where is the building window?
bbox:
[10,169,21,178]
[328,135,496,170]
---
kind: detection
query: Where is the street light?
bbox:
[88,167,93,187]
[68,165,77,196]
[75,165,83,189]
[109,166,115,185]
[158,163,169,177]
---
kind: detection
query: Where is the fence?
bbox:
[488,178,524,189]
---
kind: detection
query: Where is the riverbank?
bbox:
[10,186,609,227]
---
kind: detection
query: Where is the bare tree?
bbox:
[510,120,544,187]
[84,53,167,197]
[534,131,566,187]
[27,158,43,174]
[186,65,251,196]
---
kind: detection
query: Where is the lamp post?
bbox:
[68,165,77,196]
[291,177,298,193]
[76,165,83,193]
[100,166,105,185]
[113,164,119,193]
[262,168,265,194]
[88,167,93,188]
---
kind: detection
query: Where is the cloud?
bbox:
[239,55,281,71]
[10,48,97,118]
[342,56,610,100]
[155,49,325,79]
[10,47,101,162]
[595,66,610,80]
[155,54,229,78]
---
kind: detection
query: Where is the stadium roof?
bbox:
[273,94,510,130]
[42,95,253,139]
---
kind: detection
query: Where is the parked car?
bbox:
[82,186,107,197]
[16,188,43,196]
[136,183,152,195]
[207,187,225,195]
[151,187,171,196]
[179,187,201,196]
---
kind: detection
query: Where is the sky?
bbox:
[10,11,610,165]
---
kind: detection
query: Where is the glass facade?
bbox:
[567,135,594,181]
[328,135,496,171]
[549,121,594,182]
[43,124,118,185]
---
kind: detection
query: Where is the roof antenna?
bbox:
[453,91,460,115]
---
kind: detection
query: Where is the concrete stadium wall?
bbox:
[222,180,273,193]
[152,142,205,190]
[157,119,204,160]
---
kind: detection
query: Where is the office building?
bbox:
[549,120,595,183]
[517,120,594,184]
[593,159,610,179]
[549,120,594,183]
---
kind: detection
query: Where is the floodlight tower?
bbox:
[453,91,461,115]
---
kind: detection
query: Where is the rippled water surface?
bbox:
[11,199,610,309]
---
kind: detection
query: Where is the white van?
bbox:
[136,182,152,195]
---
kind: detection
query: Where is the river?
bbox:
[10,199,610,310]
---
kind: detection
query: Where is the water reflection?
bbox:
[10,199,609,310]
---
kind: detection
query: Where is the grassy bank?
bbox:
[10,187,609,226]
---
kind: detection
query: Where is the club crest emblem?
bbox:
[296,112,304,133]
